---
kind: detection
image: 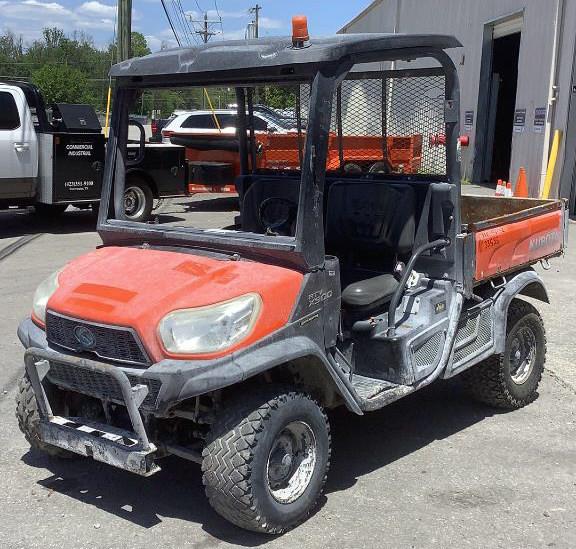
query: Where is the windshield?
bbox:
[102,65,449,252]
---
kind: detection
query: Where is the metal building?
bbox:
[340,0,576,211]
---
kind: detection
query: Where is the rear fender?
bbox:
[491,269,548,353]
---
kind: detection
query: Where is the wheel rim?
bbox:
[266,420,317,504]
[509,325,537,385]
[124,186,146,219]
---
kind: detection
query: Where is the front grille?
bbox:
[47,361,161,410]
[46,312,149,366]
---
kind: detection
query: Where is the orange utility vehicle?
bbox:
[16,27,568,534]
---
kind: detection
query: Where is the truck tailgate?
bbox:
[462,196,567,282]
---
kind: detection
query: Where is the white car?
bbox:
[161,109,288,142]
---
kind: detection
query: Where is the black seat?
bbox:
[341,273,398,311]
[325,180,416,315]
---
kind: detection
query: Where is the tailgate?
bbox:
[473,202,566,281]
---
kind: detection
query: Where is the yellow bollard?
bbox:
[104,85,112,138]
[541,129,563,199]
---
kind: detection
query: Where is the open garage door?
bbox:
[474,15,522,187]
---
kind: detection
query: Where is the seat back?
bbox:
[325,180,416,261]
[238,175,300,234]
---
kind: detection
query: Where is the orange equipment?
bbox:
[515,167,529,198]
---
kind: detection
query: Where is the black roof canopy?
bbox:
[110,33,461,84]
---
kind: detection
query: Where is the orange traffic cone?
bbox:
[505,181,513,197]
[495,179,505,197]
[515,167,529,198]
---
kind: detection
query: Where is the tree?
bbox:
[108,32,151,62]
[32,64,90,105]
[261,86,297,109]
[131,32,151,57]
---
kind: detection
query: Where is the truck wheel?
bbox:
[202,389,331,534]
[124,179,153,222]
[462,299,546,410]
[15,374,75,458]
[33,203,67,217]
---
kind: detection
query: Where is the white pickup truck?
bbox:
[0,81,189,221]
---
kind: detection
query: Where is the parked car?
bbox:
[149,115,175,143]
[161,109,287,142]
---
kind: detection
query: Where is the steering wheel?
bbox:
[369,160,392,174]
[258,197,298,236]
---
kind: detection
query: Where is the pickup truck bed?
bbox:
[462,196,567,282]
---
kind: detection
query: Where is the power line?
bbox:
[160,0,182,47]
[177,0,196,40]
[171,0,191,46]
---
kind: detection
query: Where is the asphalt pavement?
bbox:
[0,199,574,549]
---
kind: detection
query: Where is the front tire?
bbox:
[15,374,75,458]
[462,299,546,409]
[202,389,331,534]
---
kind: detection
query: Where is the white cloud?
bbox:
[78,1,116,18]
[145,33,178,52]
[0,0,121,46]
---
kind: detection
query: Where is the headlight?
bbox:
[32,270,61,324]
[158,293,262,355]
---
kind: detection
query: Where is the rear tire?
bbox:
[462,299,546,409]
[15,374,75,458]
[202,389,331,534]
[124,178,153,222]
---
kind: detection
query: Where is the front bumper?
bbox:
[25,347,160,476]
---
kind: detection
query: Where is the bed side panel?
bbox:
[474,209,563,281]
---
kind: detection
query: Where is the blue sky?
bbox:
[0,1,373,51]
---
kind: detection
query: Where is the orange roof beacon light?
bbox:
[292,15,310,48]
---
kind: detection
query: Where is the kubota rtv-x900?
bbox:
[16,22,567,533]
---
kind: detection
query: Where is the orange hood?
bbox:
[47,246,304,362]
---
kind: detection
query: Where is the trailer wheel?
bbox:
[15,374,75,458]
[462,299,546,409]
[202,389,331,534]
[33,203,67,217]
[124,178,153,222]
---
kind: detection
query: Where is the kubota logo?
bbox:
[73,325,96,349]
[529,231,560,251]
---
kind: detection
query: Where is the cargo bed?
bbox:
[461,196,568,282]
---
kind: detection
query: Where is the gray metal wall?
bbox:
[340,0,576,198]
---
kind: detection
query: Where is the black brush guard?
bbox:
[24,347,160,476]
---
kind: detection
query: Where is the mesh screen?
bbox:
[291,70,447,176]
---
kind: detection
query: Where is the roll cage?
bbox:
[98,34,462,272]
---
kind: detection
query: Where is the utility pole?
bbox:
[117,0,132,62]
[189,12,221,43]
[249,4,261,38]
